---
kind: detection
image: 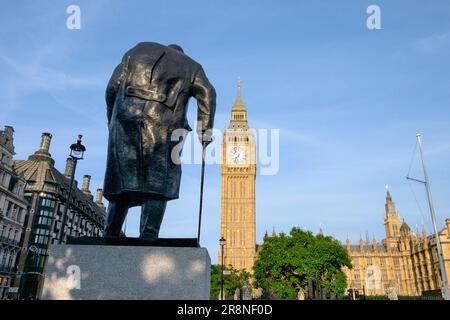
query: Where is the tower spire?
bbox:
[232,77,246,110]
[230,77,248,129]
[422,225,427,240]
[237,76,241,95]
[385,187,398,218]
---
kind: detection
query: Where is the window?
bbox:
[1,250,9,266]
[7,252,14,268]
[33,235,49,245]
[37,216,52,226]
[39,209,53,218]
[18,208,25,223]
[6,202,12,218]
[41,198,55,208]
[240,181,243,197]
[35,228,50,236]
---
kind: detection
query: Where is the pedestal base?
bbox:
[42,244,210,300]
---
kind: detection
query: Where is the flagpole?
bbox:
[416,133,449,300]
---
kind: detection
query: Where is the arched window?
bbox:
[1,249,9,266]
[7,251,14,268]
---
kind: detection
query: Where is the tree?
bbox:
[253,227,352,299]
[210,264,251,299]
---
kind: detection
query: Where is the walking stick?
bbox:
[197,141,207,247]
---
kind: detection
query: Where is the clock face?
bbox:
[229,147,247,164]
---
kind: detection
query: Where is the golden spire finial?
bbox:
[232,76,245,110]
[237,76,241,95]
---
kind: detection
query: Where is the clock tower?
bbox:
[219,79,256,273]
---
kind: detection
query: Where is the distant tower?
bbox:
[384,188,401,248]
[219,79,257,272]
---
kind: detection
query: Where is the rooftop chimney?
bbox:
[40,132,52,153]
[95,188,105,210]
[82,175,91,194]
[64,157,74,178]
[29,132,54,163]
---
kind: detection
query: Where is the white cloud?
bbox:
[0,54,105,92]
[413,31,450,54]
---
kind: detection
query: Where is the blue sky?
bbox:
[1,1,450,263]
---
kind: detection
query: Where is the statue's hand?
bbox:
[198,130,213,147]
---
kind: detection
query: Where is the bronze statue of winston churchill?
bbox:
[103,42,216,240]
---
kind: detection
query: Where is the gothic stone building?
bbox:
[219,81,257,273]
[0,126,28,299]
[344,190,450,296]
[12,132,106,299]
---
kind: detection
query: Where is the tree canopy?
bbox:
[253,227,352,299]
[210,264,251,299]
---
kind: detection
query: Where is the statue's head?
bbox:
[168,44,184,53]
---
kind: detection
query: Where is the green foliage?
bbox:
[210,264,251,299]
[253,227,352,299]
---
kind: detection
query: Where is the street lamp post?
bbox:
[19,245,39,299]
[220,237,226,300]
[59,134,86,244]
[28,245,39,300]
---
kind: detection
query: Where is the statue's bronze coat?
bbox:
[103,42,216,204]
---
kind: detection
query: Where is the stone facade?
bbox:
[0,126,29,299]
[11,132,107,299]
[219,81,257,273]
[344,190,450,297]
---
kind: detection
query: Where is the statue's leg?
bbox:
[140,199,167,240]
[104,200,129,237]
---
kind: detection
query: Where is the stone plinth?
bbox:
[42,244,210,300]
